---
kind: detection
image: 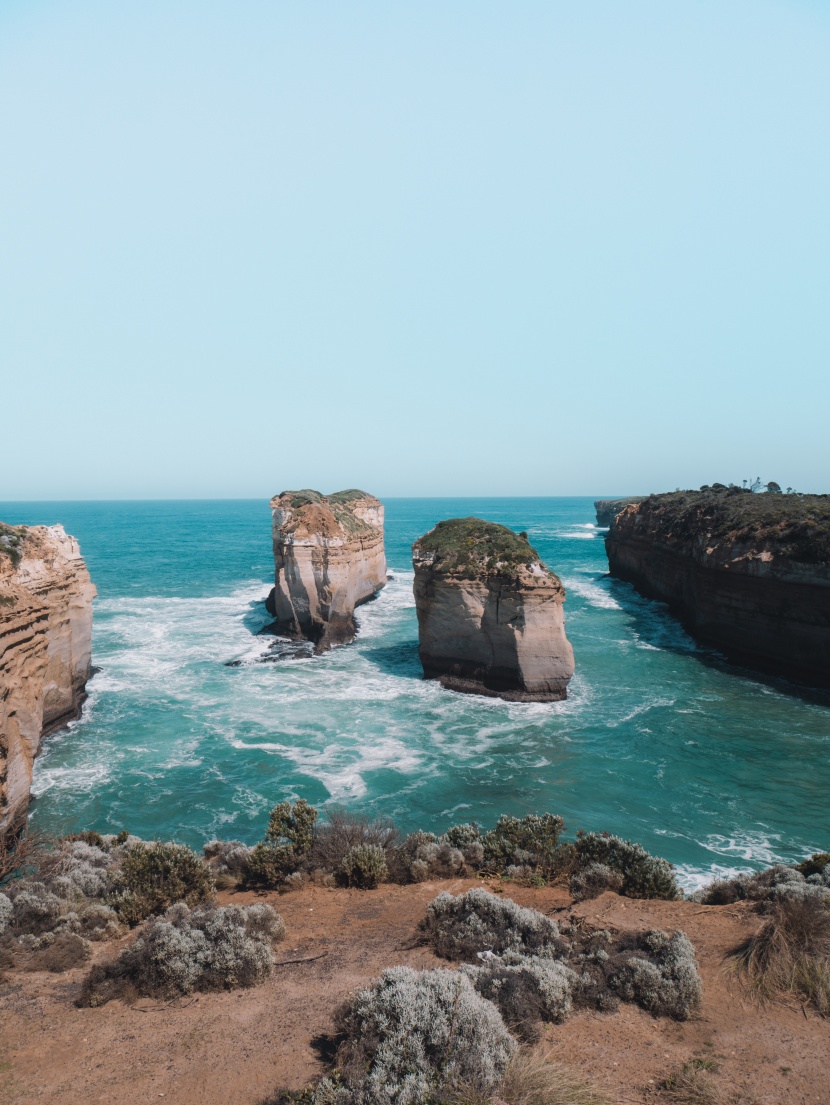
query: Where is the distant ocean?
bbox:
[2,498,828,892]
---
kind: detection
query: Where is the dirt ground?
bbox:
[0,879,826,1105]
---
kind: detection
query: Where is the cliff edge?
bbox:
[268,490,386,653]
[595,497,643,526]
[412,518,574,701]
[606,489,830,686]
[0,523,96,840]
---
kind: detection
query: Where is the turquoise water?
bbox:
[3,498,829,891]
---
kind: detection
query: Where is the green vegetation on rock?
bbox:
[413,517,550,581]
[0,524,24,569]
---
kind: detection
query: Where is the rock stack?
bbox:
[268,489,386,652]
[412,518,574,701]
[0,523,96,840]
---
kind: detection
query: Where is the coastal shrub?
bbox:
[574,832,680,900]
[424,889,565,961]
[339,845,388,889]
[79,901,284,1005]
[733,896,830,1015]
[608,930,702,1020]
[247,800,318,887]
[9,884,64,935]
[482,814,566,874]
[463,954,578,1041]
[389,831,471,883]
[797,853,830,879]
[310,807,398,873]
[318,966,517,1105]
[109,842,214,924]
[569,863,624,901]
[698,863,830,907]
[0,892,11,934]
[16,931,92,973]
[203,840,252,883]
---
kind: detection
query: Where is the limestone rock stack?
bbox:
[268,490,386,652]
[0,523,96,840]
[594,497,643,526]
[412,518,575,701]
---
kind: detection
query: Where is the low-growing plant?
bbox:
[310,807,398,873]
[797,853,830,879]
[464,955,578,1041]
[318,966,517,1105]
[608,930,702,1019]
[733,896,830,1015]
[483,815,566,874]
[659,1061,741,1105]
[424,889,565,961]
[450,1048,611,1105]
[339,844,388,889]
[569,863,624,901]
[109,842,214,924]
[698,863,830,907]
[79,901,285,1005]
[574,831,680,900]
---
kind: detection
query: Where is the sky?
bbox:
[1,0,829,499]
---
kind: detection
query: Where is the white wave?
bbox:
[562,577,621,610]
[607,697,675,728]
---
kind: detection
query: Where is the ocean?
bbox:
[3,497,828,892]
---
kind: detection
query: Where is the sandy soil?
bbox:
[0,879,825,1105]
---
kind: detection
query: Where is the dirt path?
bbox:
[0,880,825,1104]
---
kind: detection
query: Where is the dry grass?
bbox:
[0,827,52,885]
[451,1049,610,1105]
[661,1064,724,1105]
[733,897,830,1015]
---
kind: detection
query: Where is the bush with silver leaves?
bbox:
[569,862,624,901]
[608,930,701,1019]
[339,844,388,889]
[424,888,564,960]
[315,966,517,1105]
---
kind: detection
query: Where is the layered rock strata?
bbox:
[268,490,386,652]
[595,497,643,526]
[1,523,96,840]
[412,518,575,701]
[606,490,830,686]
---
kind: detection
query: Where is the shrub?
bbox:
[483,815,565,874]
[660,1062,728,1105]
[9,884,63,935]
[110,842,214,924]
[247,800,318,887]
[424,889,565,961]
[698,863,830,907]
[733,895,830,1015]
[310,807,398,873]
[797,853,830,879]
[0,892,12,934]
[569,863,624,901]
[574,832,680,900]
[79,901,284,1005]
[445,823,482,849]
[320,966,517,1105]
[339,845,388,889]
[463,954,578,1041]
[17,931,92,973]
[203,840,252,878]
[608,931,702,1019]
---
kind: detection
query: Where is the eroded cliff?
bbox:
[412,518,574,701]
[268,490,386,653]
[594,497,643,526]
[606,490,830,686]
[0,523,96,839]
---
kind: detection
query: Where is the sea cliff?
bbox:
[605,490,830,686]
[268,489,386,652]
[594,497,643,526]
[412,518,574,701]
[0,523,96,839]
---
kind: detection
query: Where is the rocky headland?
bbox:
[268,489,386,653]
[594,496,643,526]
[0,523,96,841]
[412,517,574,701]
[606,489,830,686]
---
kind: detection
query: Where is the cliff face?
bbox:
[606,490,830,686]
[412,518,574,701]
[595,497,643,526]
[0,524,96,840]
[269,490,386,653]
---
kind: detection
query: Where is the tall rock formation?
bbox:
[268,490,386,653]
[1,523,96,840]
[412,518,575,701]
[606,490,830,686]
[595,497,643,526]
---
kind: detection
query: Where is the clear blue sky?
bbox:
[2,1,828,499]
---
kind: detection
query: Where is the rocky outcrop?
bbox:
[606,490,830,686]
[0,524,96,840]
[268,490,386,652]
[412,518,575,701]
[595,497,643,526]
